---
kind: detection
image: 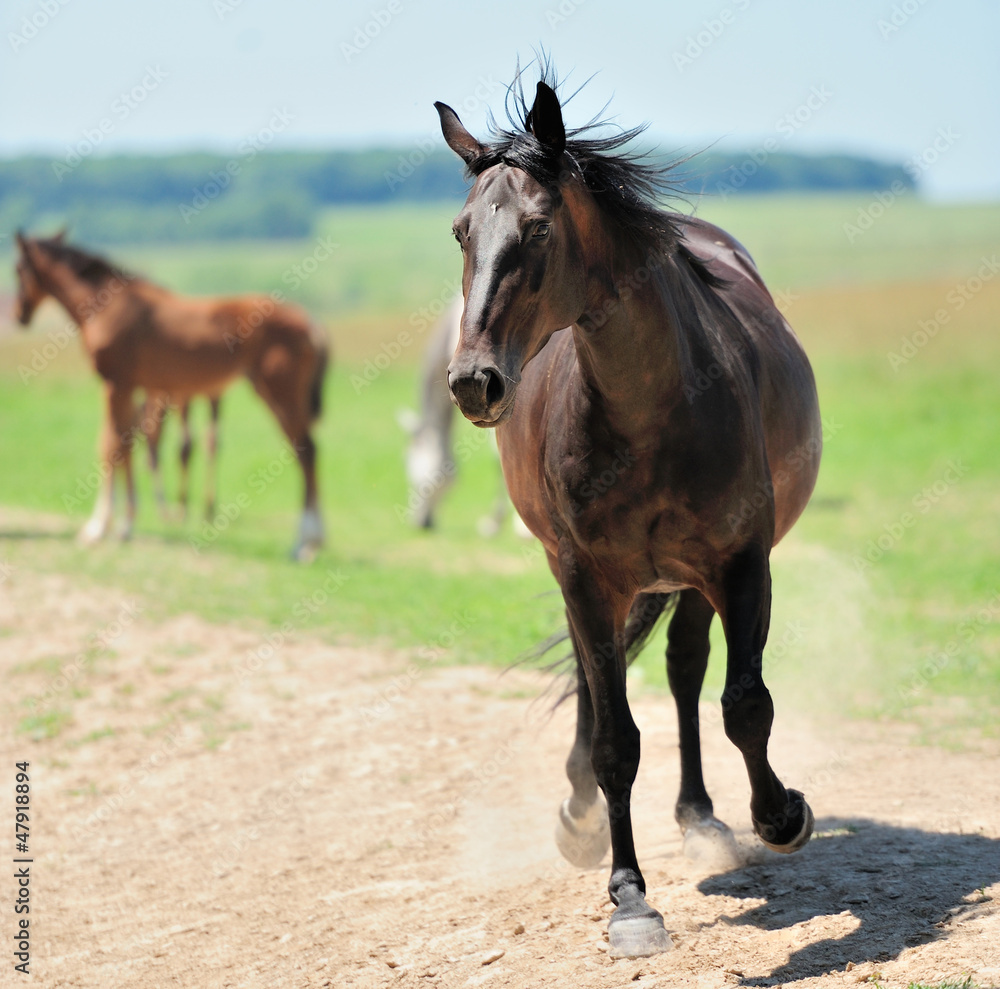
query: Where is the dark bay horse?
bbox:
[14,232,328,559]
[436,75,822,957]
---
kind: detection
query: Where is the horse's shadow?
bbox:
[697,818,999,984]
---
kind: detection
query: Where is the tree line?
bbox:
[0,147,914,243]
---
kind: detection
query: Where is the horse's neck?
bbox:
[36,257,101,326]
[571,259,691,437]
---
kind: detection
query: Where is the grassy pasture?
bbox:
[0,194,997,736]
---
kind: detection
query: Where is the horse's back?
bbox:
[677,216,822,543]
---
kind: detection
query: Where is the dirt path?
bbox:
[1,564,998,989]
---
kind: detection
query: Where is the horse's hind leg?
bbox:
[249,355,323,560]
[143,394,170,520]
[178,401,193,520]
[203,396,221,520]
[555,626,610,868]
[666,589,739,863]
[721,546,813,853]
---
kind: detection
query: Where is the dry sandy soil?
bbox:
[1,563,999,989]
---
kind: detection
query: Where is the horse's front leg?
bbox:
[720,545,813,852]
[554,624,610,869]
[79,382,125,544]
[562,561,673,959]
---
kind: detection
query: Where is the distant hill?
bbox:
[0,148,914,244]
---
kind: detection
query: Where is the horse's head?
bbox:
[13,231,48,327]
[436,82,589,426]
[13,230,69,327]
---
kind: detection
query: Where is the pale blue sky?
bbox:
[3,0,997,199]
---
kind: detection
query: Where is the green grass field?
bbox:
[1,194,998,737]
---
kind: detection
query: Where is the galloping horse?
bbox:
[14,232,328,559]
[436,74,822,957]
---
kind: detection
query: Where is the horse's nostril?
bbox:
[482,368,505,407]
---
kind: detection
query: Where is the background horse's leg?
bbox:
[79,385,118,544]
[721,546,813,853]
[177,401,193,520]
[80,383,135,543]
[554,624,610,868]
[204,396,221,521]
[666,589,739,863]
[561,561,673,959]
[249,352,324,560]
[143,394,170,520]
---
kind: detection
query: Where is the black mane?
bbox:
[34,239,130,286]
[462,64,702,268]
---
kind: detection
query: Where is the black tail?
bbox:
[520,590,680,709]
[309,332,329,422]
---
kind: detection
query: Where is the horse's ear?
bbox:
[435,102,483,166]
[527,81,565,157]
[52,226,68,243]
[15,229,27,252]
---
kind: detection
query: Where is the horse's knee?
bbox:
[591,720,640,801]
[721,686,774,753]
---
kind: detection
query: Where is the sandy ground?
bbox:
[1,561,999,989]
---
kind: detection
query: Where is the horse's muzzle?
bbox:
[447,365,511,426]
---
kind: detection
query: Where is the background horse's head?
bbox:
[13,230,58,327]
[436,82,590,426]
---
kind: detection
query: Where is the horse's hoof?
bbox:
[608,909,674,959]
[291,542,321,564]
[682,816,741,868]
[756,789,814,854]
[555,796,610,868]
[78,521,108,545]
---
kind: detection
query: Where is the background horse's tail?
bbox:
[309,330,330,423]
[520,590,680,710]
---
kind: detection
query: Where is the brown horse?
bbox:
[141,391,223,521]
[14,232,328,559]
[436,73,822,957]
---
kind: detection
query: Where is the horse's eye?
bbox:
[454,231,465,250]
[533,222,550,239]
